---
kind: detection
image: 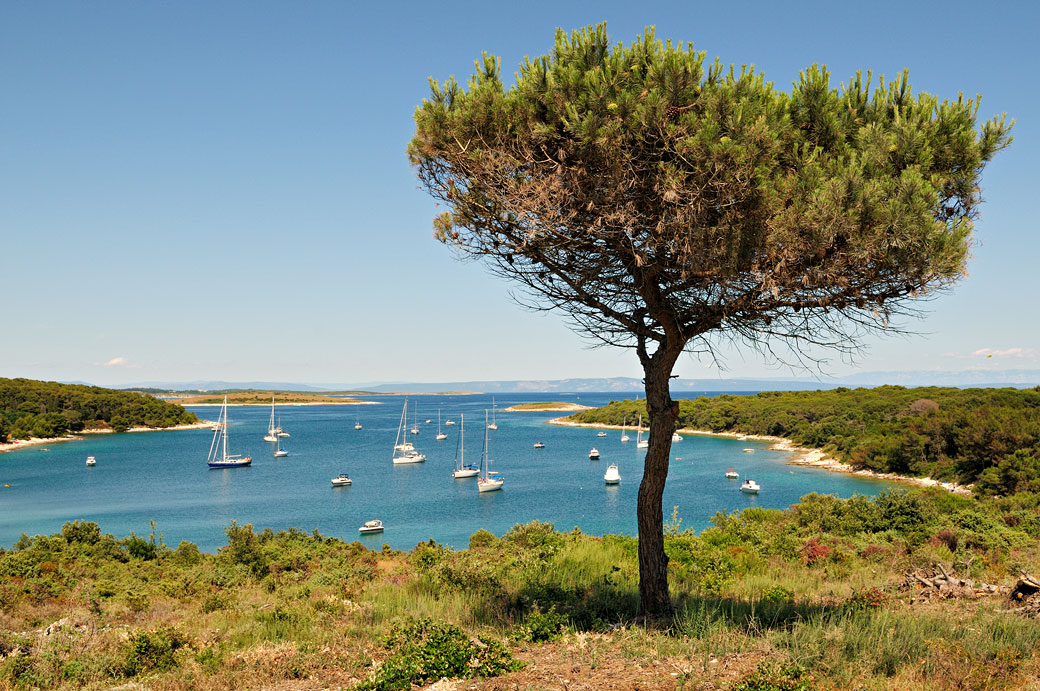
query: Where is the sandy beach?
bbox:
[0,421,215,454]
[502,403,592,412]
[547,417,973,494]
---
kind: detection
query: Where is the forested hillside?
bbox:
[569,387,1040,494]
[0,378,198,442]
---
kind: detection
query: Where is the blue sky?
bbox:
[1,0,1036,387]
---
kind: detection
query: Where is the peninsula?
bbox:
[501,401,592,412]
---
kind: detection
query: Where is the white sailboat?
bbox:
[208,396,252,468]
[477,410,504,492]
[273,440,289,457]
[410,402,420,435]
[452,414,479,478]
[354,414,362,430]
[435,409,447,440]
[487,397,498,430]
[392,400,426,464]
[620,417,630,443]
[636,414,648,449]
[277,416,290,438]
[263,397,278,442]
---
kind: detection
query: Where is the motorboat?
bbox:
[588,448,600,460]
[725,468,739,479]
[331,474,352,486]
[597,431,607,437]
[533,441,545,449]
[604,463,620,484]
[359,520,384,534]
[743,448,755,453]
[85,456,96,466]
[740,479,760,494]
[452,414,479,478]
[672,432,683,442]
[445,419,456,426]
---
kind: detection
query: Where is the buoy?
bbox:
[3,484,10,488]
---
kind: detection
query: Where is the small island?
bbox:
[501,401,592,412]
[171,391,372,406]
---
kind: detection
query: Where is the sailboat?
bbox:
[273,438,289,457]
[392,400,426,464]
[620,416,630,443]
[477,410,504,492]
[263,397,278,442]
[410,402,420,435]
[354,413,362,430]
[487,397,498,430]
[207,396,252,468]
[435,409,447,440]
[277,416,290,438]
[636,414,648,449]
[452,414,479,478]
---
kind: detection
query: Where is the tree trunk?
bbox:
[636,349,680,623]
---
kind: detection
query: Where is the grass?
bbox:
[3,489,1040,689]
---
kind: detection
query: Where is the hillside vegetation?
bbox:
[3,487,1040,689]
[568,387,1040,494]
[0,378,198,442]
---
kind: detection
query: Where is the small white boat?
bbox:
[425,419,432,424]
[85,456,96,466]
[604,463,620,484]
[597,431,607,437]
[740,479,760,494]
[487,397,498,430]
[725,468,739,479]
[273,445,289,458]
[435,410,447,440]
[533,441,545,449]
[354,420,363,430]
[359,520,384,534]
[476,410,504,492]
[635,415,648,449]
[737,435,748,441]
[672,432,683,442]
[264,397,283,441]
[263,433,278,442]
[445,419,456,426]
[393,400,427,464]
[588,448,600,459]
[331,474,352,486]
[277,428,290,438]
[620,417,630,443]
[207,396,252,468]
[743,448,755,454]
[453,414,479,478]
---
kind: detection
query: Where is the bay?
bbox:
[0,392,896,551]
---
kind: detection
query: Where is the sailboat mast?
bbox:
[224,397,230,462]
[460,413,464,466]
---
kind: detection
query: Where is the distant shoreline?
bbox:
[546,417,972,494]
[180,401,378,407]
[0,421,214,455]
[501,402,592,412]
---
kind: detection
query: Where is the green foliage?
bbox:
[731,663,814,691]
[0,377,198,440]
[572,387,1040,487]
[355,618,522,690]
[123,627,190,676]
[516,605,569,643]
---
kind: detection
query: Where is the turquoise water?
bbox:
[0,393,896,551]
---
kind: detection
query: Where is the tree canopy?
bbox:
[410,23,1011,620]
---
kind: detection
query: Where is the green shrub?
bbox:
[731,662,814,691]
[123,627,190,676]
[356,618,522,690]
[518,605,568,642]
[761,586,794,603]
[468,529,497,550]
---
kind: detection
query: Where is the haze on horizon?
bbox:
[2,1,1037,388]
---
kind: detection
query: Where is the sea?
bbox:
[0,392,897,551]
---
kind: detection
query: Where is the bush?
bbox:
[123,627,190,676]
[519,605,569,642]
[731,662,814,691]
[356,618,522,690]
[761,586,793,603]
[61,520,101,545]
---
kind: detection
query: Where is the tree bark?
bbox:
[636,347,681,623]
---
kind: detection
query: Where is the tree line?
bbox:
[0,378,199,442]
[570,386,1040,495]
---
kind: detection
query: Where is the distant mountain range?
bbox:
[93,369,1040,394]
